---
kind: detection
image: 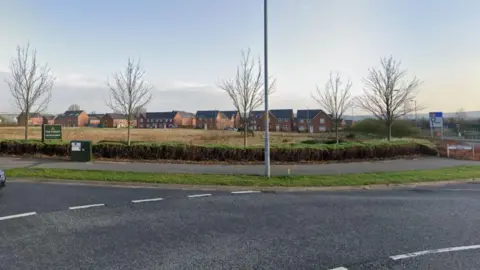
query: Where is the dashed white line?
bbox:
[390,244,480,260]
[132,198,164,203]
[188,193,212,198]
[231,190,261,194]
[69,203,105,210]
[0,212,37,221]
[329,267,348,270]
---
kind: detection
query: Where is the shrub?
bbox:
[348,119,420,138]
[0,139,437,162]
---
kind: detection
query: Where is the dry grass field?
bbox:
[0,127,332,146]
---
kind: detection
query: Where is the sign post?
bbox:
[429,112,443,139]
[41,124,62,141]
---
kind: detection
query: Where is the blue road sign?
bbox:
[429,112,443,128]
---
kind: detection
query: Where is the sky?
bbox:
[1,0,479,115]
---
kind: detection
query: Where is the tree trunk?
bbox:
[24,111,28,140]
[243,115,248,148]
[127,115,132,146]
[387,121,392,141]
[335,121,339,144]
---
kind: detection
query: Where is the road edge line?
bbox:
[0,212,37,221]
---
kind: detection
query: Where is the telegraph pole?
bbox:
[263,0,270,178]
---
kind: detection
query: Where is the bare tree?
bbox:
[68,104,81,111]
[105,58,153,145]
[4,43,54,140]
[312,72,353,143]
[217,48,276,147]
[356,56,421,140]
[133,106,147,118]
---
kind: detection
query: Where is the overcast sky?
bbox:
[1,0,479,114]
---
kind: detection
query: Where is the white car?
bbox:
[0,170,5,188]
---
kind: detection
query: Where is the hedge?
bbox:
[0,140,438,162]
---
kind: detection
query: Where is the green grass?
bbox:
[5,166,480,187]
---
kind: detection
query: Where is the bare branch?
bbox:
[217,48,276,147]
[4,43,54,140]
[68,104,81,111]
[356,56,422,140]
[311,72,353,143]
[105,58,153,145]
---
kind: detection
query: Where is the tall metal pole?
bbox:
[263,0,270,178]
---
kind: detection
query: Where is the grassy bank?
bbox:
[5,166,480,187]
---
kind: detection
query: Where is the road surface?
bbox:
[1,156,478,175]
[2,181,480,269]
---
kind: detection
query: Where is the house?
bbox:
[175,111,196,127]
[43,114,56,125]
[296,109,332,133]
[249,110,275,131]
[87,114,105,127]
[221,111,241,128]
[17,112,47,126]
[195,110,232,130]
[137,111,195,128]
[270,109,294,132]
[100,113,136,128]
[248,109,294,132]
[54,110,89,127]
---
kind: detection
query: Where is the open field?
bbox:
[0,127,335,146]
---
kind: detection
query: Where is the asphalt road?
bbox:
[2,181,480,269]
[1,156,479,175]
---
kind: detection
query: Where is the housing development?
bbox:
[10,108,355,132]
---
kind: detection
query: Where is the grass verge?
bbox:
[5,166,480,187]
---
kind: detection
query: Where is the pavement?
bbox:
[1,156,479,175]
[2,181,480,269]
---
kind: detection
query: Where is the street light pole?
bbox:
[263,0,270,178]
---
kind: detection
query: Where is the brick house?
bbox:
[88,114,105,127]
[176,111,196,127]
[137,111,195,128]
[296,109,332,133]
[249,110,275,131]
[100,113,136,128]
[17,112,47,126]
[221,111,241,128]
[54,110,89,127]
[195,110,232,130]
[43,114,56,125]
[248,109,294,132]
[270,109,294,132]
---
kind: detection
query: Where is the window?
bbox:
[283,125,288,130]
[320,118,325,124]
[140,118,143,123]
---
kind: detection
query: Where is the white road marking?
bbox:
[0,212,37,221]
[390,244,480,260]
[437,189,480,191]
[188,193,212,198]
[69,203,105,210]
[231,190,261,194]
[132,198,164,203]
[329,267,348,270]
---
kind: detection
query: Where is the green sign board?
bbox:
[42,124,62,141]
